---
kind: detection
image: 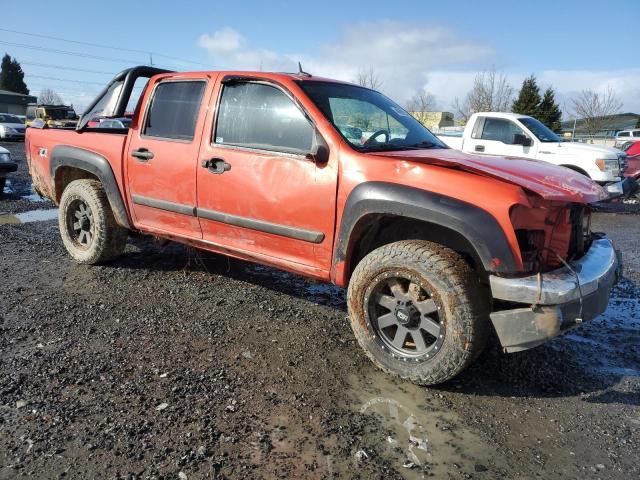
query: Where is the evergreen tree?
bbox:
[0,54,29,94]
[538,87,563,132]
[511,74,541,117]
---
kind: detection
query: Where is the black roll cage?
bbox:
[77,66,173,131]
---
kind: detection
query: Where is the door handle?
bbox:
[475,145,485,152]
[202,158,231,174]
[131,148,154,161]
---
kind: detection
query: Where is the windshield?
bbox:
[47,108,76,120]
[519,117,562,143]
[297,81,446,152]
[0,114,21,123]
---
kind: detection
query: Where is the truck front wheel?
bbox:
[58,179,128,264]
[347,240,489,385]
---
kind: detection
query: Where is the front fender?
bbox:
[333,182,518,283]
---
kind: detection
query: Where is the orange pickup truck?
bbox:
[26,66,620,385]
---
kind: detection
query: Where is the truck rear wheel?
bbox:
[58,179,128,264]
[347,240,489,385]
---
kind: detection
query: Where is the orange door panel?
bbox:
[196,79,337,272]
[127,75,216,238]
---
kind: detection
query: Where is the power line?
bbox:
[25,74,106,86]
[0,27,212,67]
[21,61,114,75]
[0,40,140,64]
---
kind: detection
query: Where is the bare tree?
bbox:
[569,87,623,136]
[355,65,383,90]
[38,88,63,105]
[405,89,436,124]
[453,68,514,122]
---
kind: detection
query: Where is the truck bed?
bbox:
[436,134,463,150]
[27,128,128,202]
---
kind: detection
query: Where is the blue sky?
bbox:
[1,0,638,114]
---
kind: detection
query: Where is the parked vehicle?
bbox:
[437,113,628,194]
[615,129,640,148]
[25,103,79,129]
[26,67,620,385]
[0,113,26,140]
[0,145,18,193]
[622,140,640,157]
[622,141,640,192]
[98,118,132,129]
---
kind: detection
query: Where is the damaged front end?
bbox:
[489,198,621,353]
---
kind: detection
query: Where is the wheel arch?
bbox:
[559,164,590,178]
[50,145,131,229]
[334,182,518,285]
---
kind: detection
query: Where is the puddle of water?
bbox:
[345,371,502,478]
[22,192,48,202]
[1,180,48,202]
[0,208,59,225]
[555,284,640,379]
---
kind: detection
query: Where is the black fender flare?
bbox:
[50,145,131,229]
[334,181,518,277]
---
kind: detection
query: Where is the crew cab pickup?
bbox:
[437,112,629,193]
[26,67,620,385]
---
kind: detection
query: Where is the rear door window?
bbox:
[214,82,315,154]
[143,81,206,141]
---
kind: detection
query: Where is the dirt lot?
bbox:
[1,140,638,479]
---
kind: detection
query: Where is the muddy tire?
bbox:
[347,240,489,386]
[58,179,128,264]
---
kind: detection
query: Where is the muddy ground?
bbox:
[1,140,638,479]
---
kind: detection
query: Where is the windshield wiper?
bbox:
[405,141,439,149]
[360,141,442,153]
[360,144,410,153]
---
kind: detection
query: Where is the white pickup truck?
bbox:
[437,112,627,186]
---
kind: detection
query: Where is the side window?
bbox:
[480,118,525,144]
[215,82,314,154]
[619,132,630,137]
[143,81,205,141]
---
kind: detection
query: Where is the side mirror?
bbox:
[306,130,330,164]
[513,133,532,147]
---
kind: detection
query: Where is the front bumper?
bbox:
[604,177,639,199]
[489,238,619,353]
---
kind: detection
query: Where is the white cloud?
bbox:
[197,24,640,116]
[198,27,244,56]
[197,22,493,104]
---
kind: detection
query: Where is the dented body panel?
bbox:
[25,68,619,354]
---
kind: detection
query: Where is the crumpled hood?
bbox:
[372,148,608,203]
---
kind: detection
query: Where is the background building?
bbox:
[409,111,454,131]
[561,112,640,138]
[0,89,38,115]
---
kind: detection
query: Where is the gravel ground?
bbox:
[1,140,638,479]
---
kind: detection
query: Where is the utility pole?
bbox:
[149,53,154,66]
[572,117,577,141]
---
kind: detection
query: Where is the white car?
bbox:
[615,129,640,148]
[437,112,627,189]
[0,145,18,193]
[0,113,26,140]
